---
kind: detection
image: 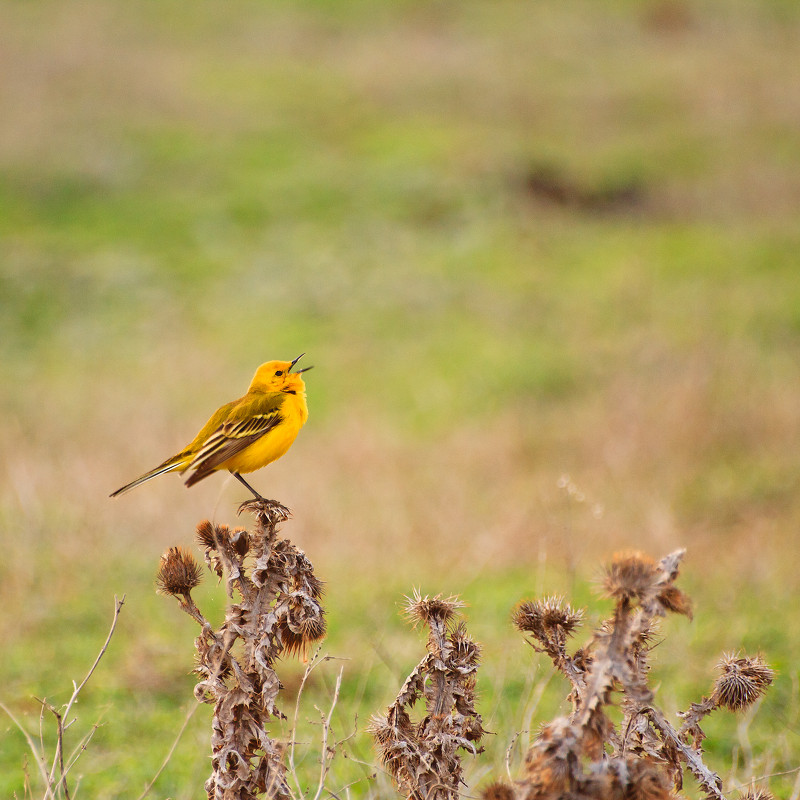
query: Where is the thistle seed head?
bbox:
[602,551,659,604]
[156,546,203,597]
[512,596,584,638]
[303,573,325,600]
[618,757,674,800]
[740,787,774,800]
[193,652,233,681]
[713,652,774,711]
[657,583,693,618]
[404,590,464,628]
[368,714,393,747]
[369,706,416,779]
[481,781,515,800]
[450,622,482,668]
[278,614,327,656]
[196,520,230,551]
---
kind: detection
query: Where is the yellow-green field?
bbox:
[2,1,800,797]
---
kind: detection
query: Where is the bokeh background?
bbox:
[2,1,800,796]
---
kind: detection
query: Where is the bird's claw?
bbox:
[237,498,292,524]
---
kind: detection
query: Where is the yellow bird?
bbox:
[110,355,311,500]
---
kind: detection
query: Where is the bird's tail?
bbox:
[109,457,187,497]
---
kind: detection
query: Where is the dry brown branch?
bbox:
[158,498,326,799]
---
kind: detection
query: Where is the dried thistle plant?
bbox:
[509,549,774,800]
[158,499,326,800]
[370,591,486,800]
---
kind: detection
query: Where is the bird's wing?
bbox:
[183,394,284,486]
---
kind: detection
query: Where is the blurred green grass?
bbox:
[2,0,800,796]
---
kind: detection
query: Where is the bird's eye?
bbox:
[274,370,283,376]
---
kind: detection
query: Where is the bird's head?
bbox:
[249,354,313,394]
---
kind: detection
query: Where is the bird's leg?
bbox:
[233,473,291,522]
[232,472,265,501]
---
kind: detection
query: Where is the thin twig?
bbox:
[62,596,125,723]
[38,700,47,781]
[288,647,328,798]
[312,666,344,800]
[63,711,107,781]
[46,595,125,791]
[504,729,531,782]
[37,700,69,800]
[790,766,800,800]
[324,767,378,800]
[743,764,800,783]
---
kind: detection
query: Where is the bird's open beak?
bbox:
[290,353,313,373]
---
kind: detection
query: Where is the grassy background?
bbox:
[2,0,800,796]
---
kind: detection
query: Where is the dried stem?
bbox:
[38,700,69,800]
[312,665,344,800]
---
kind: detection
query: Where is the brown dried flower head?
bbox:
[523,718,573,794]
[512,596,584,638]
[404,590,464,628]
[369,707,415,780]
[278,614,327,656]
[602,551,659,604]
[450,622,482,668]
[616,756,674,800]
[739,787,774,800]
[481,781,515,800]
[156,546,203,597]
[713,652,774,711]
[657,583,693,618]
[195,520,230,550]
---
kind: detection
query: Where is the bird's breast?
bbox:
[222,391,308,475]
